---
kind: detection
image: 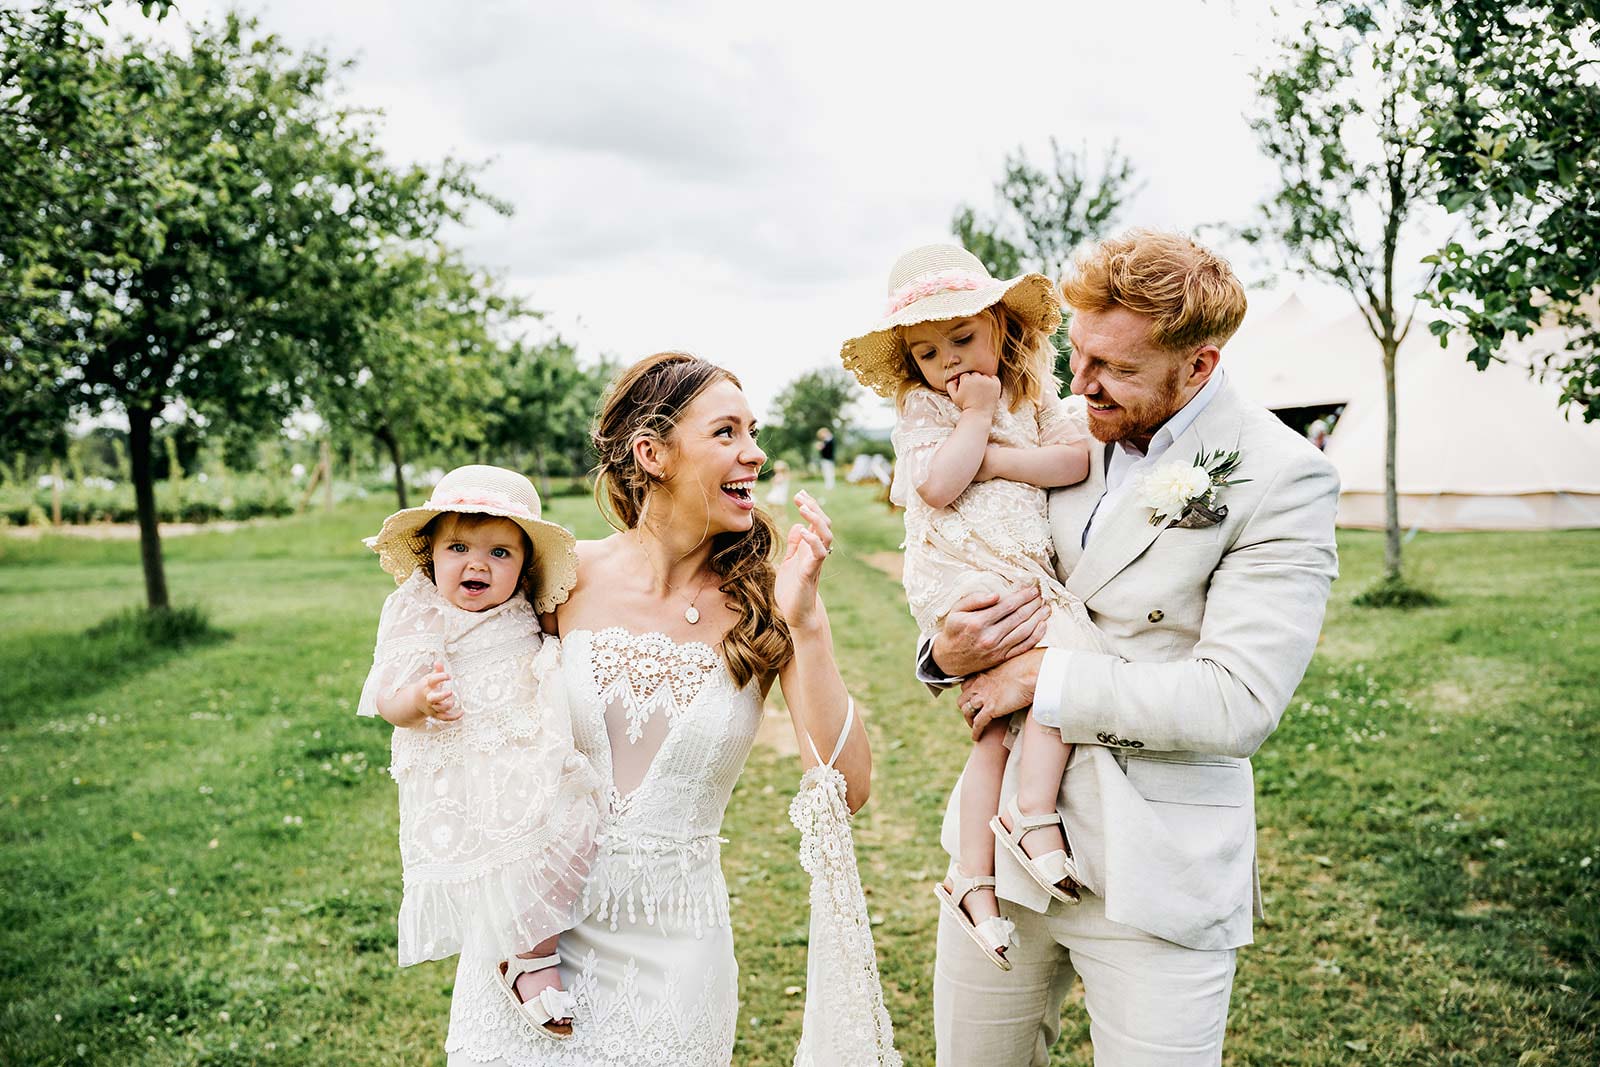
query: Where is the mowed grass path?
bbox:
[2,484,1596,1065]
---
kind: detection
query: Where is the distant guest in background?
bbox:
[1307,418,1329,451]
[764,459,793,509]
[816,427,837,491]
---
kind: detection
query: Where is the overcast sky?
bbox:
[111,0,1339,428]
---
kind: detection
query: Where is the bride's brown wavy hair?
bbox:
[592,352,792,688]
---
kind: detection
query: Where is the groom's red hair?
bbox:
[1060,230,1247,352]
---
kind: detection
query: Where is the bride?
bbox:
[445,352,874,1066]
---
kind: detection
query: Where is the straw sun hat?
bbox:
[839,244,1062,398]
[365,465,578,613]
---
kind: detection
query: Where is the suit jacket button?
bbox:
[1147,609,1164,623]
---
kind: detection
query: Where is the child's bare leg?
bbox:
[1001,710,1073,861]
[510,933,567,1012]
[943,722,1009,929]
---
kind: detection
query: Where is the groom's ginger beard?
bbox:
[1082,359,1185,448]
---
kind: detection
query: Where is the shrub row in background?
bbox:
[0,473,305,526]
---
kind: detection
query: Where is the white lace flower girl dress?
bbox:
[891,386,1104,651]
[358,571,602,966]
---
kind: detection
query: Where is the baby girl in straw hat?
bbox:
[840,245,1114,970]
[358,465,601,1040]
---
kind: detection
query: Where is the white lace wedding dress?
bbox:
[445,627,761,1066]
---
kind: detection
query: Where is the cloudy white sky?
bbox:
[111,0,1341,428]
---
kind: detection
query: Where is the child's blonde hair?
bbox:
[417,512,538,601]
[894,303,1060,413]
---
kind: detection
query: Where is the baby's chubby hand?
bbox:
[415,660,461,723]
[948,371,1002,413]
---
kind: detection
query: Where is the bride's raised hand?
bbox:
[774,490,834,632]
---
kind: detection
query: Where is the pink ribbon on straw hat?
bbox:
[437,491,533,519]
[883,269,990,316]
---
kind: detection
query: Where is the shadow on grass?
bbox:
[0,605,229,718]
[1351,573,1444,609]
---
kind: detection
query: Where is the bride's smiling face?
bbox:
[644,379,766,537]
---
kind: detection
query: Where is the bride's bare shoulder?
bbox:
[575,533,627,570]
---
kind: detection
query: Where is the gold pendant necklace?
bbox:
[635,533,710,625]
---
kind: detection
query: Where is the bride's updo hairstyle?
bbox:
[592,352,792,688]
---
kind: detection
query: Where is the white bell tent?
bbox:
[1224,296,1600,531]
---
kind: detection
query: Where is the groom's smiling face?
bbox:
[1067,306,1216,451]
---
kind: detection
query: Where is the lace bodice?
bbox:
[562,627,763,935]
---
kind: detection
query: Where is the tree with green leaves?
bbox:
[764,368,861,468]
[953,139,1138,379]
[312,250,514,510]
[2,9,495,608]
[1416,1,1600,421]
[483,338,612,497]
[1248,1,1451,595]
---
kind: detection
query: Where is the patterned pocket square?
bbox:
[1171,501,1227,530]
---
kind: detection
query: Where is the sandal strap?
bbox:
[947,867,997,906]
[501,954,562,983]
[1004,796,1064,834]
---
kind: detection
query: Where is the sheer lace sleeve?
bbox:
[791,697,902,1066]
[1036,390,1090,447]
[356,574,447,718]
[889,387,959,508]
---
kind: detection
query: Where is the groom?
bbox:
[919,230,1339,1066]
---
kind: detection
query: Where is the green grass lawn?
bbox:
[2,484,1596,1065]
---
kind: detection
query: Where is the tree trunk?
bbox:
[127,404,171,610]
[532,443,551,499]
[320,438,334,512]
[1382,340,1401,581]
[378,427,408,510]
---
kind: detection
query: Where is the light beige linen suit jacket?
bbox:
[939,379,1340,951]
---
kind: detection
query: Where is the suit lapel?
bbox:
[1065,381,1244,603]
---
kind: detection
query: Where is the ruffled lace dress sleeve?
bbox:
[888,387,959,511]
[791,700,902,1067]
[357,571,446,719]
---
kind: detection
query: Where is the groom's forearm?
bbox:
[1033,648,1287,757]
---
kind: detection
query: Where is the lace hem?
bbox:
[399,798,598,966]
[445,946,738,1067]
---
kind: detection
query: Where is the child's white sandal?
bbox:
[933,868,1016,971]
[495,954,576,1040]
[991,796,1082,906]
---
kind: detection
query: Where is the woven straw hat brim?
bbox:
[366,503,579,614]
[839,273,1062,398]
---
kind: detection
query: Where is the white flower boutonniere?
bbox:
[1135,448,1249,529]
